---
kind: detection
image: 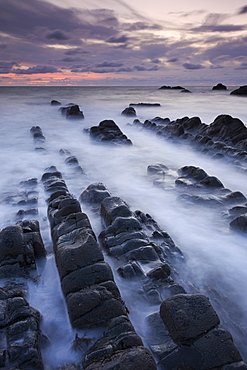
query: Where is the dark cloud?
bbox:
[151,59,161,64]
[210,65,224,69]
[167,58,178,63]
[64,48,89,56]
[60,57,85,63]
[0,61,19,74]
[193,24,245,32]
[238,5,247,14]
[95,61,124,68]
[13,65,60,74]
[183,63,205,70]
[126,22,162,31]
[0,44,7,49]
[204,37,247,60]
[235,62,247,70]
[107,35,128,44]
[46,30,69,41]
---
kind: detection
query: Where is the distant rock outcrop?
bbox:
[230,85,247,96]
[212,83,227,90]
[60,104,84,119]
[159,85,185,90]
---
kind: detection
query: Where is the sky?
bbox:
[0,0,247,86]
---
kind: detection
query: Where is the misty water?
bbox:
[0,85,247,367]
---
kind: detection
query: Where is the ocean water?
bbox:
[0,85,247,367]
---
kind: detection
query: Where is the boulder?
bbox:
[212,83,227,90]
[121,107,136,116]
[79,183,111,207]
[60,104,84,119]
[230,213,247,233]
[89,120,132,145]
[50,99,61,105]
[230,85,247,96]
[160,294,220,345]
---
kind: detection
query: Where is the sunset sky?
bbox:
[1,0,247,86]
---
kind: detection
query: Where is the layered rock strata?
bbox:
[133,114,247,171]
[79,182,247,369]
[0,284,44,369]
[41,167,156,369]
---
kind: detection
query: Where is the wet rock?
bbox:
[212,83,227,90]
[16,220,46,258]
[121,107,136,116]
[79,183,111,208]
[230,85,247,96]
[50,99,61,105]
[117,261,144,278]
[0,285,43,369]
[60,104,84,119]
[100,197,132,226]
[0,224,36,277]
[160,294,220,345]
[84,346,156,370]
[230,213,247,233]
[89,119,133,145]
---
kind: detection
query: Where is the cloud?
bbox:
[46,30,69,41]
[107,35,128,44]
[238,5,247,14]
[95,61,124,68]
[0,61,19,74]
[13,65,60,74]
[126,22,162,31]
[167,58,178,63]
[64,48,88,55]
[235,62,247,70]
[183,63,205,70]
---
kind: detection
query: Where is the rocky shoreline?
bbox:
[0,98,246,369]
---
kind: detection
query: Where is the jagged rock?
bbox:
[230,85,247,96]
[121,107,136,116]
[89,120,132,145]
[212,83,227,90]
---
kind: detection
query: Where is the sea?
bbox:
[0,85,247,367]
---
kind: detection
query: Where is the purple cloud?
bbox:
[107,35,128,44]
[183,63,205,70]
[0,61,19,74]
[46,30,69,41]
[95,61,123,68]
[13,65,60,74]
[238,5,247,14]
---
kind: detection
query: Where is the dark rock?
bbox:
[117,261,144,278]
[181,88,191,93]
[51,99,61,105]
[100,197,132,226]
[121,107,136,116]
[159,85,185,90]
[61,262,114,295]
[66,285,127,328]
[89,120,132,145]
[16,220,46,258]
[60,104,84,119]
[212,83,228,90]
[177,166,208,181]
[230,213,247,233]
[230,85,247,96]
[84,346,156,370]
[79,183,111,207]
[129,103,161,106]
[147,263,171,280]
[160,294,220,345]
